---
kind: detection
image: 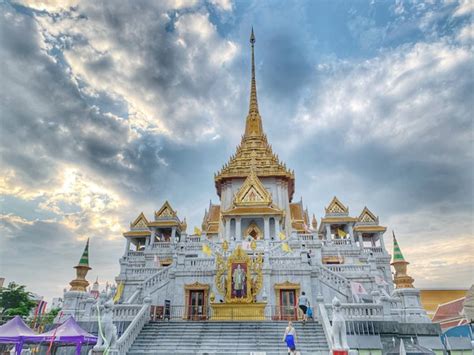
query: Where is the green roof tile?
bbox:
[78,239,90,267]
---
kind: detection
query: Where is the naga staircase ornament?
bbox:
[215,244,264,303]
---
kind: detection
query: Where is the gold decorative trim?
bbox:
[358,207,378,223]
[321,217,358,223]
[353,225,387,233]
[131,212,149,229]
[155,200,177,219]
[325,196,349,214]
[123,231,151,237]
[233,169,272,207]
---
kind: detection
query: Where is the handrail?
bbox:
[325,303,384,320]
[126,288,142,304]
[114,298,151,354]
[142,264,172,293]
[317,264,351,299]
[90,303,142,320]
[318,302,334,351]
[126,265,172,304]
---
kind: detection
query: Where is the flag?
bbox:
[113,282,124,303]
[350,281,368,296]
[33,300,47,329]
[282,242,292,253]
[47,311,63,355]
[337,228,347,238]
[194,227,202,236]
[278,232,286,241]
[202,243,212,256]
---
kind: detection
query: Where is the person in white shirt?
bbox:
[282,321,297,354]
[298,291,310,323]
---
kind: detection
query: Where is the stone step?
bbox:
[127,321,329,355]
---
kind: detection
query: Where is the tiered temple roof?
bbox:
[214,29,294,200]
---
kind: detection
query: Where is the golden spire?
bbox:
[69,239,92,292]
[391,231,414,288]
[245,27,263,138]
[214,29,295,200]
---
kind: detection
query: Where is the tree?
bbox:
[0,282,36,317]
[38,308,61,328]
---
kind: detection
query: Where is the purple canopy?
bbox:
[0,316,38,343]
[35,317,97,344]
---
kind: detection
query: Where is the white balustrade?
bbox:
[143,265,171,292]
[298,233,315,241]
[317,265,350,298]
[268,257,301,268]
[151,242,172,249]
[185,258,215,269]
[323,239,352,246]
[363,246,384,254]
[325,303,384,320]
[126,267,160,277]
[115,300,151,354]
[318,302,334,351]
[326,264,370,274]
[186,236,201,243]
[89,304,143,321]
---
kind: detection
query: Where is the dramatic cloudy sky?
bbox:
[0,0,473,302]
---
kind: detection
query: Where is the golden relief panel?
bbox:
[326,196,349,214]
[215,245,264,304]
[358,207,378,223]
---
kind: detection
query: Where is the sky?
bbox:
[0,0,473,302]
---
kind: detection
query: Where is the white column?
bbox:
[171,226,176,241]
[236,218,242,240]
[348,224,355,243]
[379,232,386,249]
[275,218,281,237]
[225,218,231,240]
[264,217,270,240]
[325,224,331,240]
[358,232,364,249]
[124,239,131,255]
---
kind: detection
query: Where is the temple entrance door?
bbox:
[188,290,205,321]
[280,289,297,320]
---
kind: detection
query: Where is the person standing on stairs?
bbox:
[298,291,310,323]
[283,321,297,355]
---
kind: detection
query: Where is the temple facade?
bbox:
[61,30,439,354]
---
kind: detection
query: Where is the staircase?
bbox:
[127,321,330,355]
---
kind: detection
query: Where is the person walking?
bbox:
[283,320,297,355]
[298,291,310,323]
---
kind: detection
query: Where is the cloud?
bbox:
[33,1,240,143]
[0,0,472,302]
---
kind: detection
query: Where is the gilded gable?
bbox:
[234,169,272,207]
[131,212,149,230]
[325,196,349,215]
[358,207,378,224]
[155,201,177,220]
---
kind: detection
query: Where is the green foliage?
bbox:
[0,282,36,317]
[38,308,61,327]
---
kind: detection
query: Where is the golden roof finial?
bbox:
[214,29,295,200]
[245,27,263,138]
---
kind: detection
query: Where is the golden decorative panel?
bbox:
[358,207,378,223]
[233,168,272,206]
[155,201,177,219]
[325,196,349,214]
[131,212,149,229]
[215,245,263,304]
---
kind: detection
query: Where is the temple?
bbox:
[61,30,446,354]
